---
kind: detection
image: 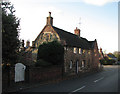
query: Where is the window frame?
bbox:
[74,47,77,53]
[79,48,82,54]
[70,60,73,69]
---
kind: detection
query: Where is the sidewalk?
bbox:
[2,78,62,93]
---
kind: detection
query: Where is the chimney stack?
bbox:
[26,40,30,47]
[22,40,24,48]
[100,48,102,52]
[74,27,80,37]
[46,12,53,26]
[32,41,35,47]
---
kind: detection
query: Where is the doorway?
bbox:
[76,61,79,74]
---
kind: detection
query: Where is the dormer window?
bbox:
[74,47,77,53]
[88,50,91,55]
[79,48,82,54]
[83,50,85,53]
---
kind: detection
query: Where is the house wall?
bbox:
[91,41,100,70]
[32,25,60,60]
[33,25,60,49]
[64,46,92,75]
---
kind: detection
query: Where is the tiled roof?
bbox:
[52,26,95,49]
[88,41,95,49]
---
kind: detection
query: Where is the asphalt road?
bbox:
[22,65,120,93]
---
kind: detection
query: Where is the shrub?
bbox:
[37,41,64,65]
[35,59,52,67]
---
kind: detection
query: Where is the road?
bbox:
[21,65,120,93]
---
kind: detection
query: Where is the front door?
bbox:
[76,61,79,74]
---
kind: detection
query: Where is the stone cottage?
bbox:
[32,12,100,75]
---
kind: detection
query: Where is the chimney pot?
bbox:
[49,12,51,17]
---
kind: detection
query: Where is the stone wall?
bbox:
[91,41,100,70]
[2,66,63,90]
[64,47,92,75]
[26,66,62,83]
[2,67,15,89]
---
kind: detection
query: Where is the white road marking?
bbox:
[69,86,86,94]
[94,77,104,83]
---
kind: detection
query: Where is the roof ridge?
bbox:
[52,26,77,36]
[52,26,89,41]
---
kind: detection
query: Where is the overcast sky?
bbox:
[10,0,118,53]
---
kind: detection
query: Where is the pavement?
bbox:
[19,65,119,93]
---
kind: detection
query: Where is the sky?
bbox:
[10,0,119,53]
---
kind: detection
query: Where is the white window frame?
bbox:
[79,48,82,54]
[70,61,72,69]
[74,47,77,53]
[82,61,85,68]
